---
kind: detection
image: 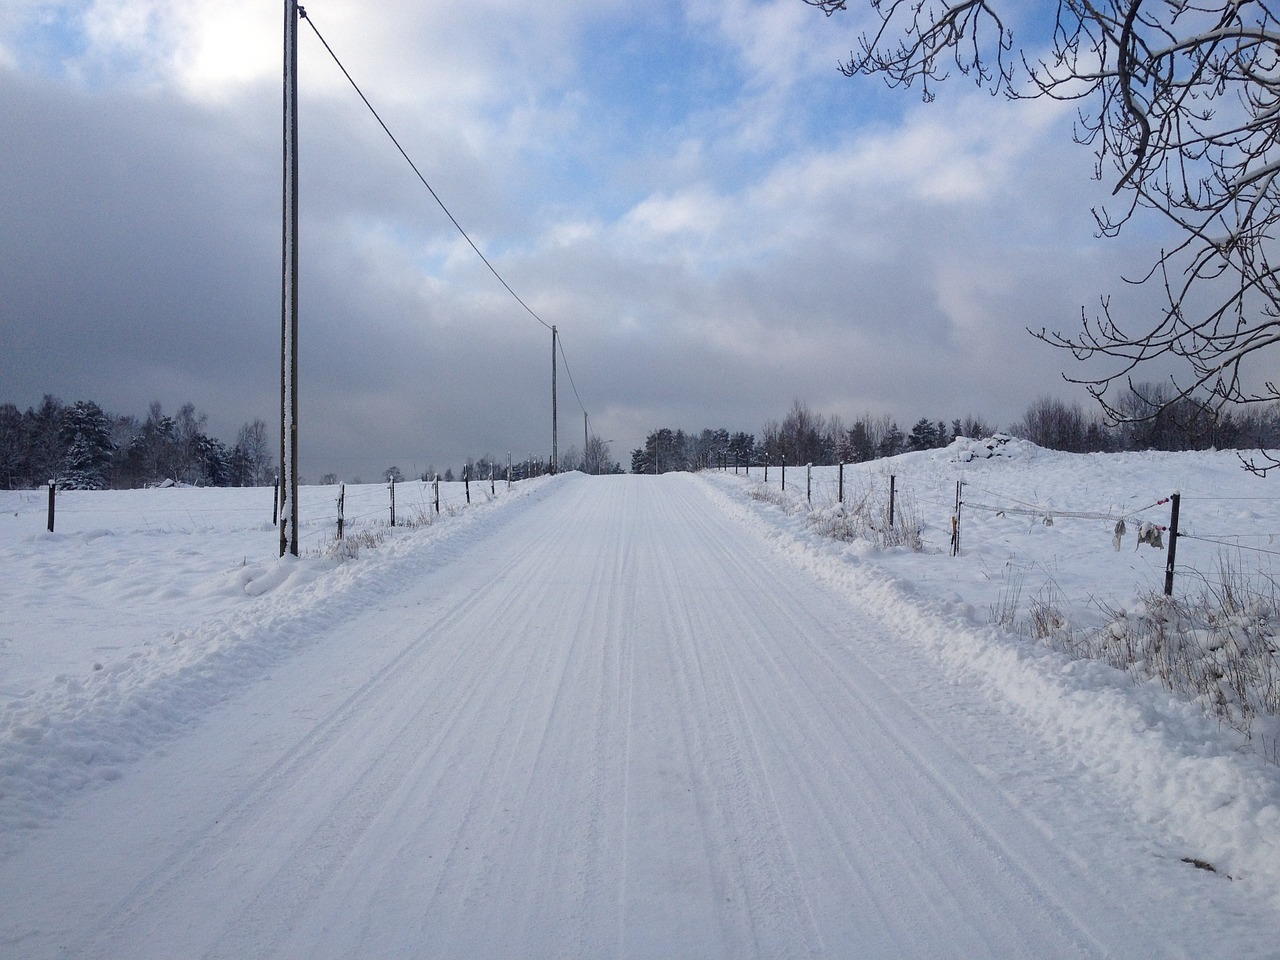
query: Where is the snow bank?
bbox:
[701,449,1280,904]
[0,477,554,847]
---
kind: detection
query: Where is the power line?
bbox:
[557,337,586,415]
[300,9,591,421]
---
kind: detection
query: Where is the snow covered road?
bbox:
[2,473,1277,957]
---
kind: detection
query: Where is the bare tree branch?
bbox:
[809,1,1280,468]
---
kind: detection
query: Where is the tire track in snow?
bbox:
[640,481,826,958]
[7,473,1276,958]
[65,496,573,958]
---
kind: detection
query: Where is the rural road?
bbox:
[0,474,1271,958]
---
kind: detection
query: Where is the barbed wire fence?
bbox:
[737,464,1280,757]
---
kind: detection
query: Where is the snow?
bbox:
[1,457,1279,956]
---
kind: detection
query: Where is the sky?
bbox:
[1,0,1176,478]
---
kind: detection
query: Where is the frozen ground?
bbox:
[1,460,1279,957]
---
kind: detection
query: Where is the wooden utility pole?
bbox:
[551,325,558,473]
[279,0,300,557]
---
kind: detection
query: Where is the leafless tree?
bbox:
[806,1,1280,464]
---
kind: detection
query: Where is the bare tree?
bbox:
[806,1,1280,463]
[233,419,272,486]
[582,434,615,474]
[1013,395,1091,451]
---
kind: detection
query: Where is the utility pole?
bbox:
[551,325,558,474]
[279,0,300,557]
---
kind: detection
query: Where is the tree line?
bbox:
[631,391,1280,474]
[0,395,274,490]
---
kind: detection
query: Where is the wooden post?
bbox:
[806,463,811,504]
[389,476,396,527]
[1164,492,1181,596]
[337,483,345,540]
[889,474,896,527]
[950,480,962,557]
[764,455,768,483]
[46,480,55,533]
[279,0,301,557]
[781,455,786,491]
[551,325,558,474]
[491,464,495,496]
[838,462,844,504]
[465,465,471,505]
[273,473,279,526]
[434,474,440,514]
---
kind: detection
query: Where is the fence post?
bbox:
[838,462,844,504]
[47,480,56,533]
[950,480,962,557]
[807,463,812,504]
[889,474,896,528]
[764,455,768,483]
[1164,492,1181,596]
[507,452,513,490]
[273,473,280,526]
[782,455,786,491]
[465,465,471,505]
[491,465,495,496]
[434,474,440,514]
[389,476,396,527]
[337,483,346,541]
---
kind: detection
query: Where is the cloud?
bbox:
[0,1,1184,479]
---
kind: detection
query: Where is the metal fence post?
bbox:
[1164,492,1181,596]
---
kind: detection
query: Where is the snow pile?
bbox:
[947,432,1038,463]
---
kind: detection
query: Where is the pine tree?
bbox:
[58,400,115,490]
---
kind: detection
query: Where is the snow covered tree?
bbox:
[124,401,179,486]
[728,431,756,467]
[193,433,232,486]
[807,1,1280,463]
[58,400,115,490]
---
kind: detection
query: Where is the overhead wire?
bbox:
[298,7,589,419]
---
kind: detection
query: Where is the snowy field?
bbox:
[710,438,1280,755]
[1,455,1279,956]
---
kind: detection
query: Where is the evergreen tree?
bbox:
[728,431,755,468]
[842,421,875,463]
[0,403,25,489]
[879,422,904,458]
[58,400,115,490]
[906,418,937,452]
